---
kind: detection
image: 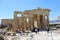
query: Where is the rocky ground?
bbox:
[3,29,60,40]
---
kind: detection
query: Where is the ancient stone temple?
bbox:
[1,8,50,31]
[13,8,50,31]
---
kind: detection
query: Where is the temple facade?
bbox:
[1,8,50,31]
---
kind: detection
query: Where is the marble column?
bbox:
[14,13,18,31]
[37,14,41,28]
[43,15,45,28]
[28,13,31,30]
[29,13,33,30]
[47,15,49,27]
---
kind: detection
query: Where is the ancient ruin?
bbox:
[1,8,50,31]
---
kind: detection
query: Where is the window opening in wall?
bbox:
[17,14,22,17]
[34,21,38,27]
[45,16,47,19]
[27,18,29,22]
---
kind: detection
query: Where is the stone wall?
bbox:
[1,8,50,31]
[13,8,50,31]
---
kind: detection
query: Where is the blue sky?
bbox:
[0,0,60,23]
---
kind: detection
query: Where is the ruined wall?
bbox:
[13,8,50,31]
[1,19,13,26]
[1,8,50,31]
